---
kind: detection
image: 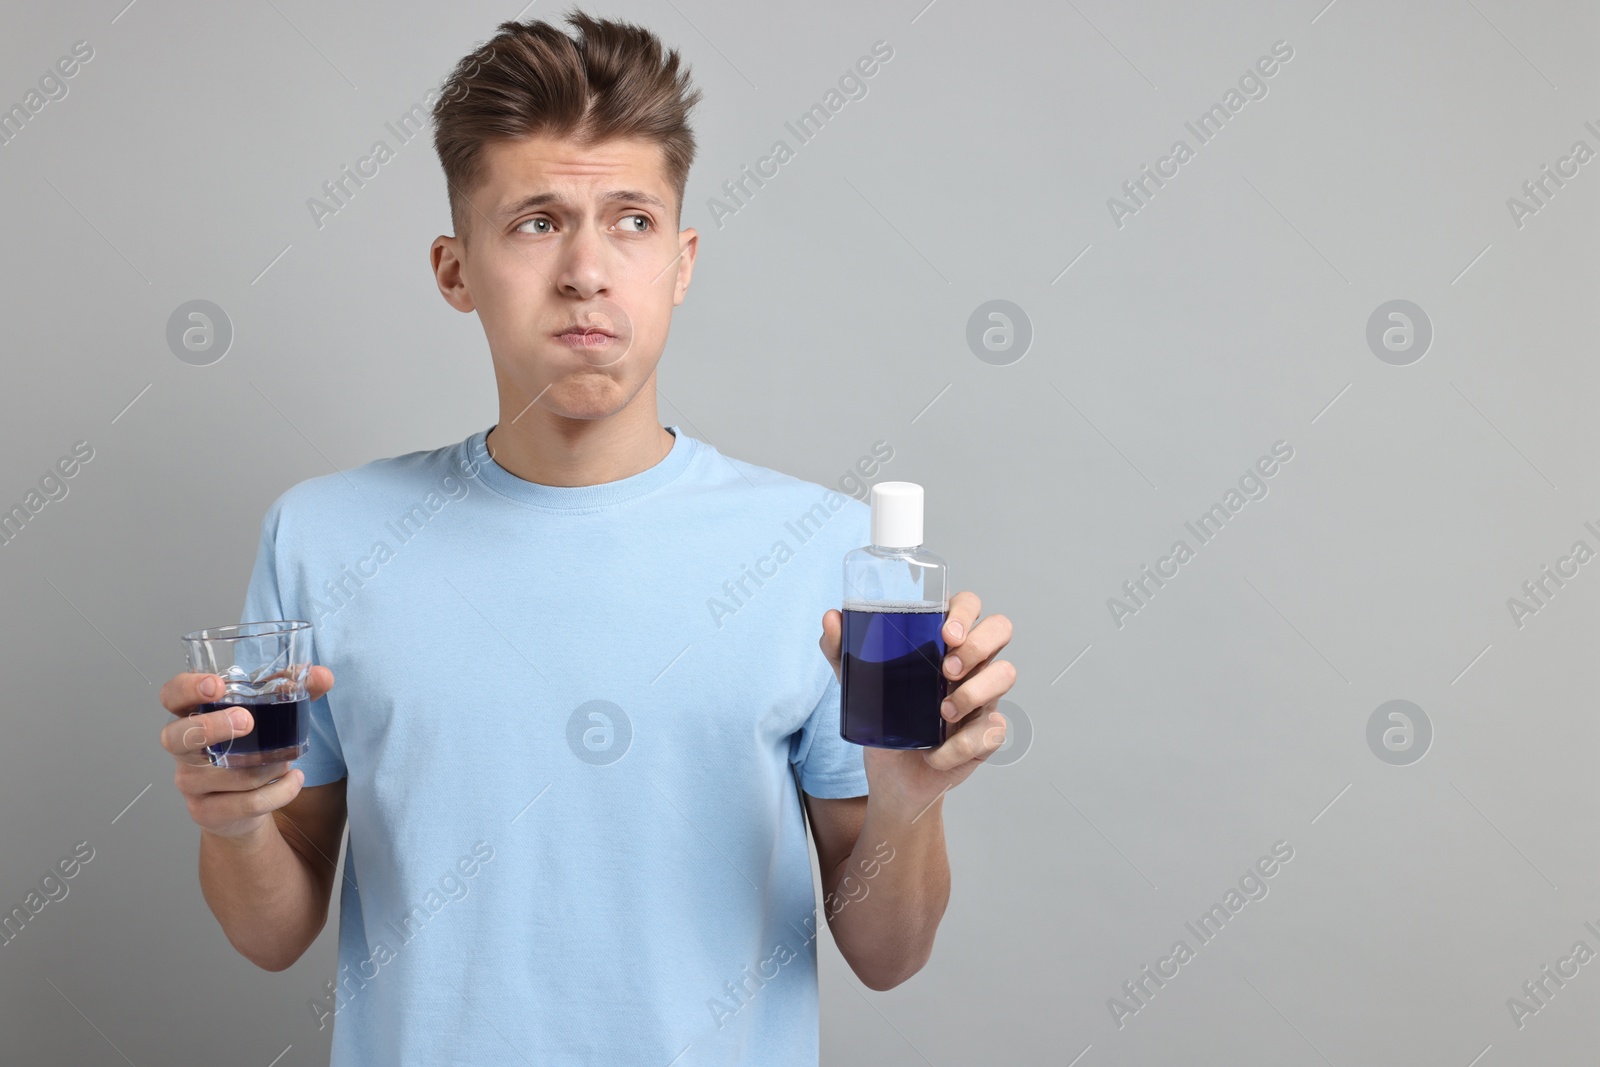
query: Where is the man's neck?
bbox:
[483,404,675,489]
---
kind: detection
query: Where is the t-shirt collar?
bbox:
[465,424,693,511]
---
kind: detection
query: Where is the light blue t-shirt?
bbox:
[239,424,872,1066]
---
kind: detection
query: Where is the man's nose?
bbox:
[556,220,611,299]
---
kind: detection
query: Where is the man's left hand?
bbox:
[819,591,1016,816]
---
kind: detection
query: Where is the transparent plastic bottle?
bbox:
[840,482,949,749]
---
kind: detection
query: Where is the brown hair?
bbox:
[431,9,702,243]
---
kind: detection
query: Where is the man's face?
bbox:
[431,134,697,423]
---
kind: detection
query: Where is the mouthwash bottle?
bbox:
[840,481,949,749]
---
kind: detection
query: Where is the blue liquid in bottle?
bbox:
[841,604,948,749]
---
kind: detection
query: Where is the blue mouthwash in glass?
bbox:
[840,481,949,749]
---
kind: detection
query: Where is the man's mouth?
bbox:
[553,326,617,349]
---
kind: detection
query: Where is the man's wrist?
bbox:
[201,818,280,855]
[866,785,947,829]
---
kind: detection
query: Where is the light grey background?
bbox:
[1,0,1595,1064]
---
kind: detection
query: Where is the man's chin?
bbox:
[533,377,634,420]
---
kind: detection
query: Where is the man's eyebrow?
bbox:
[496,189,668,220]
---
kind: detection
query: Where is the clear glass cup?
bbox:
[181,620,314,769]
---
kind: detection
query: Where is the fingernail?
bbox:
[940,700,955,720]
[229,709,251,732]
[944,655,961,677]
[199,676,218,699]
[947,620,964,641]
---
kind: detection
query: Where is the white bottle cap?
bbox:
[870,481,923,549]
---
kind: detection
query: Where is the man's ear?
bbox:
[432,235,476,313]
[672,227,698,307]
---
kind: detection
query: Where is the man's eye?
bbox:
[620,214,651,233]
[517,217,552,234]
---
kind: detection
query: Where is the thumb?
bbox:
[819,610,842,682]
[306,665,336,701]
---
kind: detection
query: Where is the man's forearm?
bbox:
[199,818,333,972]
[825,793,950,991]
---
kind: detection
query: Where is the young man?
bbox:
[158,11,1015,1065]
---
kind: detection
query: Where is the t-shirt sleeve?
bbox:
[790,669,868,799]
[240,498,347,787]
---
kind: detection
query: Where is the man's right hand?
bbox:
[159,667,336,841]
